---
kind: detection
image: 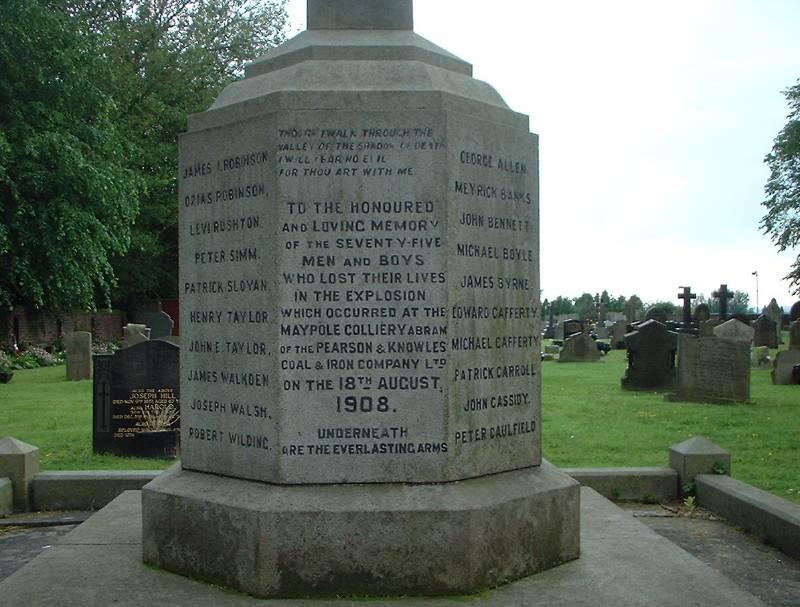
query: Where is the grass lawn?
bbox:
[0,366,173,471]
[1,349,799,503]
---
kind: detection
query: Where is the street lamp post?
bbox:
[752,271,759,313]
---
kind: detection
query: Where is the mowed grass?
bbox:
[1,349,799,503]
[0,366,173,471]
[542,347,800,504]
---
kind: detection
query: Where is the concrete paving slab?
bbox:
[0,488,767,607]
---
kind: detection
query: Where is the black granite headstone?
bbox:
[93,340,180,457]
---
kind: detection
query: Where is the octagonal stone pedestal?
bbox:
[142,462,579,598]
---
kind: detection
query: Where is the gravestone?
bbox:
[644,306,668,324]
[93,340,180,457]
[593,322,610,340]
[791,301,800,322]
[620,320,677,391]
[609,320,628,349]
[65,331,92,381]
[713,318,754,345]
[790,319,800,350]
[693,303,710,323]
[764,298,784,344]
[699,318,721,337]
[671,334,750,403]
[142,0,578,599]
[562,318,584,339]
[751,315,778,349]
[751,346,770,369]
[772,320,800,384]
[625,299,639,323]
[148,311,174,339]
[558,331,601,363]
[122,324,150,348]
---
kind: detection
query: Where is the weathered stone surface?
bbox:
[609,320,627,349]
[308,0,413,30]
[142,462,580,598]
[179,17,539,486]
[764,298,784,344]
[693,303,710,323]
[751,315,777,349]
[122,324,150,348]
[0,437,40,511]
[789,319,800,350]
[713,319,754,344]
[772,348,800,385]
[621,320,677,391]
[699,318,721,337]
[65,331,92,381]
[645,307,668,324]
[669,436,731,489]
[672,334,750,404]
[147,311,174,340]
[558,332,601,363]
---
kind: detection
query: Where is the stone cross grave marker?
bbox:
[142,0,579,598]
[713,283,734,321]
[765,298,784,344]
[621,320,677,391]
[93,340,180,457]
[65,331,92,381]
[678,286,696,326]
[751,315,778,349]
[672,333,750,404]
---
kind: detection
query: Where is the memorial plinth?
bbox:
[142,0,579,597]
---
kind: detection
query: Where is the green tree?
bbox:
[0,0,142,314]
[761,78,800,295]
[63,0,289,308]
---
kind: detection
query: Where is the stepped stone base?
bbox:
[141,462,580,598]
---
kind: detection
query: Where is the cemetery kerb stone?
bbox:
[751,315,778,349]
[558,331,602,363]
[772,319,800,385]
[764,298,783,344]
[671,333,751,404]
[65,331,92,381]
[621,319,677,391]
[93,340,180,458]
[141,0,579,598]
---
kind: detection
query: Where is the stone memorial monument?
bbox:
[609,319,628,349]
[713,318,754,345]
[142,0,579,598]
[122,323,150,348]
[147,310,174,339]
[65,331,92,381]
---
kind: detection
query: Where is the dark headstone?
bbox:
[791,301,800,322]
[764,298,784,344]
[609,320,628,349]
[751,315,778,349]
[621,320,677,391]
[93,340,180,457]
[693,303,710,323]
[562,318,584,339]
[644,307,668,324]
[148,311,175,339]
[792,364,800,385]
[790,319,800,350]
[65,331,92,381]
[671,334,750,404]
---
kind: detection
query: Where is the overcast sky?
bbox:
[283,0,800,310]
